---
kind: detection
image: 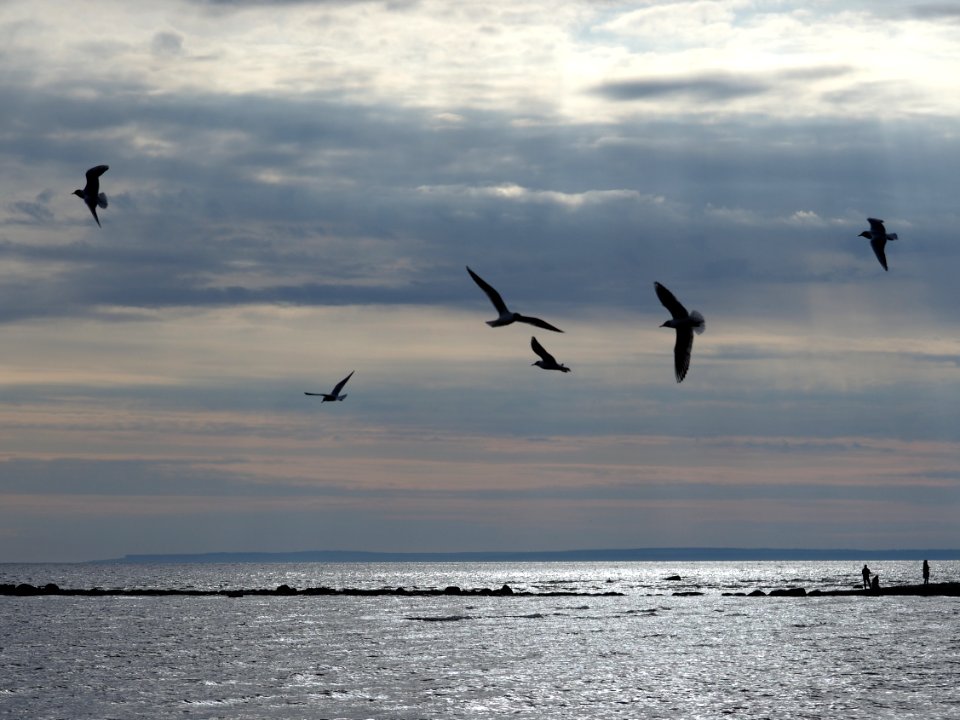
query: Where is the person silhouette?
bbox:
[870,574,880,592]
[862,564,871,589]
[923,559,930,586]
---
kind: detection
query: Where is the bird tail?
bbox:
[690,310,705,335]
[98,193,108,209]
[338,394,348,401]
[887,233,897,241]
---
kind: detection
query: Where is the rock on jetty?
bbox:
[720,582,960,597]
[0,582,623,598]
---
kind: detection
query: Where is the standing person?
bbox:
[923,559,930,586]
[862,564,871,589]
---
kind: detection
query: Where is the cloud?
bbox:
[910,3,960,21]
[591,66,852,104]
[7,190,54,224]
[150,31,184,57]
[187,0,402,5]
[415,183,663,210]
[593,73,771,102]
[1,73,958,335]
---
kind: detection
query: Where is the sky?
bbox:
[2,0,960,562]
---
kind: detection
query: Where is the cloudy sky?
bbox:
[2,0,960,562]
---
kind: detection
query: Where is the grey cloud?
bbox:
[593,74,770,102]
[151,31,184,57]
[915,470,960,481]
[0,457,412,499]
[3,458,955,509]
[910,3,960,20]
[7,189,54,223]
[0,458,244,497]
[778,65,854,82]
[821,80,926,110]
[1,75,959,331]
[187,0,407,6]
[464,481,960,506]
[907,353,960,367]
[591,66,852,103]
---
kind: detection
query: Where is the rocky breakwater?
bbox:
[718,582,960,598]
[0,582,624,598]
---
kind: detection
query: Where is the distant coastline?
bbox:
[93,547,960,564]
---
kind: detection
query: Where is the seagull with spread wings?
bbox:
[72,165,110,227]
[530,336,570,373]
[655,282,705,384]
[858,217,898,271]
[466,266,563,333]
[304,370,354,402]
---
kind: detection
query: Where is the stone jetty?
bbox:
[721,582,960,597]
[0,582,623,598]
[4,581,960,598]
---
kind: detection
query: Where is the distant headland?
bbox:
[94,547,960,564]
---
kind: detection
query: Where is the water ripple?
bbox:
[2,562,959,718]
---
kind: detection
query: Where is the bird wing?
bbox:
[85,165,109,181]
[466,266,508,315]
[84,165,109,195]
[87,204,101,227]
[530,336,555,363]
[304,392,325,396]
[870,237,888,271]
[331,370,354,395]
[654,282,688,320]
[516,314,563,333]
[673,328,694,383]
[867,217,886,235]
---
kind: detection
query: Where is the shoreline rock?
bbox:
[0,582,623,598]
[4,581,958,598]
[720,582,960,597]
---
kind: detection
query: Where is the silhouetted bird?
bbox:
[304,370,354,402]
[466,266,563,332]
[72,165,109,227]
[530,336,570,372]
[858,217,898,271]
[655,282,705,383]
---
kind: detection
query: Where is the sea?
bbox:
[2,560,958,719]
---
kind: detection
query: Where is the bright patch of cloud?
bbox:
[416,183,664,209]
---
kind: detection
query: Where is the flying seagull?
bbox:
[304,370,354,402]
[72,165,109,227]
[858,217,898,271]
[530,336,570,373]
[466,266,563,333]
[655,282,705,384]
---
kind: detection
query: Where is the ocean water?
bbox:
[2,561,958,719]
